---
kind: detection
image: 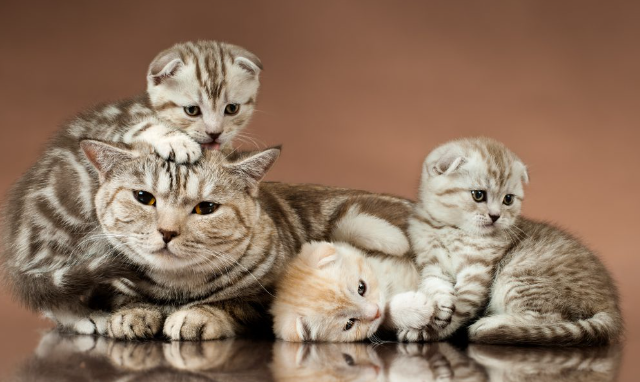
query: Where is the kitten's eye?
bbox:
[184,105,201,117]
[224,103,240,115]
[344,318,356,331]
[358,280,367,296]
[133,190,156,206]
[503,194,515,205]
[342,353,355,366]
[471,190,486,202]
[193,202,219,215]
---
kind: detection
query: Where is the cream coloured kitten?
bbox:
[272,241,432,342]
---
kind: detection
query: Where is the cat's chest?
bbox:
[427,228,501,271]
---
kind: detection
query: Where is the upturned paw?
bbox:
[390,291,435,329]
[107,306,163,340]
[432,294,455,329]
[153,131,202,164]
[163,306,235,341]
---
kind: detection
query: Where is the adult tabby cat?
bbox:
[406,137,622,345]
[2,141,413,339]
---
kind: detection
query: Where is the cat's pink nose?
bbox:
[363,303,381,321]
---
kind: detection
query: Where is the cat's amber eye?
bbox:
[224,103,240,115]
[184,105,201,117]
[133,190,156,206]
[344,318,356,331]
[357,280,367,296]
[471,190,486,202]
[503,194,515,206]
[193,201,219,215]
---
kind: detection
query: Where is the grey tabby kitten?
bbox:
[406,137,622,345]
[3,140,413,339]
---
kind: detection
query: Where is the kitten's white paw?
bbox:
[390,291,434,329]
[432,293,455,329]
[107,306,163,340]
[163,306,235,341]
[397,327,434,342]
[468,315,506,338]
[152,131,202,164]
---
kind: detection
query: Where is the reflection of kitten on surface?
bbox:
[468,344,622,382]
[9,331,273,382]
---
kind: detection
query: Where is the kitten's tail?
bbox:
[469,311,623,346]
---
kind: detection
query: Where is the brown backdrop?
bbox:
[1,1,638,379]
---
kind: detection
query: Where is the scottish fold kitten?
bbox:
[407,137,622,345]
[271,241,433,342]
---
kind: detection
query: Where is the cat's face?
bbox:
[271,342,383,382]
[272,242,384,342]
[418,138,529,236]
[147,41,262,150]
[81,140,279,273]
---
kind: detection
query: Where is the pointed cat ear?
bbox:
[148,49,184,86]
[299,241,339,269]
[278,315,310,342]
[228,45,263,75]
[225,147,280,196]
[80,140,138,182]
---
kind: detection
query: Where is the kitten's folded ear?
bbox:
[275,314,310,342]
[225,146,281,196]
[80,140,139,183]
[227,44,263,75]
[516,161,530,184]
[148,48,184,86]
[425,145,466,177]
[299,241,339,268]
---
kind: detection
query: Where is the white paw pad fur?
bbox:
[153,132,202,164]
[390,291,435,329]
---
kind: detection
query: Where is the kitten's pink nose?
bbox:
[363,303,381,321]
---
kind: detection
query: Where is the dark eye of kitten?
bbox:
[224,103,240,115]
[503,194,515,205]
[342,353,355,366]
[193,202,219,215]
[358,280,367,296]
[471,190,486,202]
[133,190,156,206]
[344,318,356,331]
[184,105,201,117]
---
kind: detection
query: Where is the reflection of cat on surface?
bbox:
[11,331,273,382]
[270,341,487,382]
[468,344,622,382]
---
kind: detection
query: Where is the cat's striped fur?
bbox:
[407,137,622,345]
[2,139,413,339]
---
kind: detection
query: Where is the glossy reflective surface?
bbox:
[2,331,622,382]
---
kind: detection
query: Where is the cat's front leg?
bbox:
[388,291,434,330]
[420,264,456,330]
[106,303,164,340]
[163,304,240,341]
[122,118,202,164]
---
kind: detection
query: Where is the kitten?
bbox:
[271,241,434,342]
[406,137,622,345]
[2,140,414,339]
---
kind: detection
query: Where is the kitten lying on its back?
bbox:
[272,241,433,342]
[407,137,622,345]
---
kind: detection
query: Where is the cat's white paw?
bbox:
[107,306,163,340]
[152,131,202,164]
[468,315,506,338]
[163,306,235,341]
[390,291,434,329]
[431,293,455,329]
[397,327,434,342]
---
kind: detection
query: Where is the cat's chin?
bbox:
[201,142,220,150]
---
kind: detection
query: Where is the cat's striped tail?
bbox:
[468,311,623,346]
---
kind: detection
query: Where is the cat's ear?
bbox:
[427,147,466,177]
[225,147,280,196]
[148,49,184,86]
[278,315,310,342]
[516,161,530,184]
[300,241,339,269]
[80,140,138,183]
[228,45,263,75]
